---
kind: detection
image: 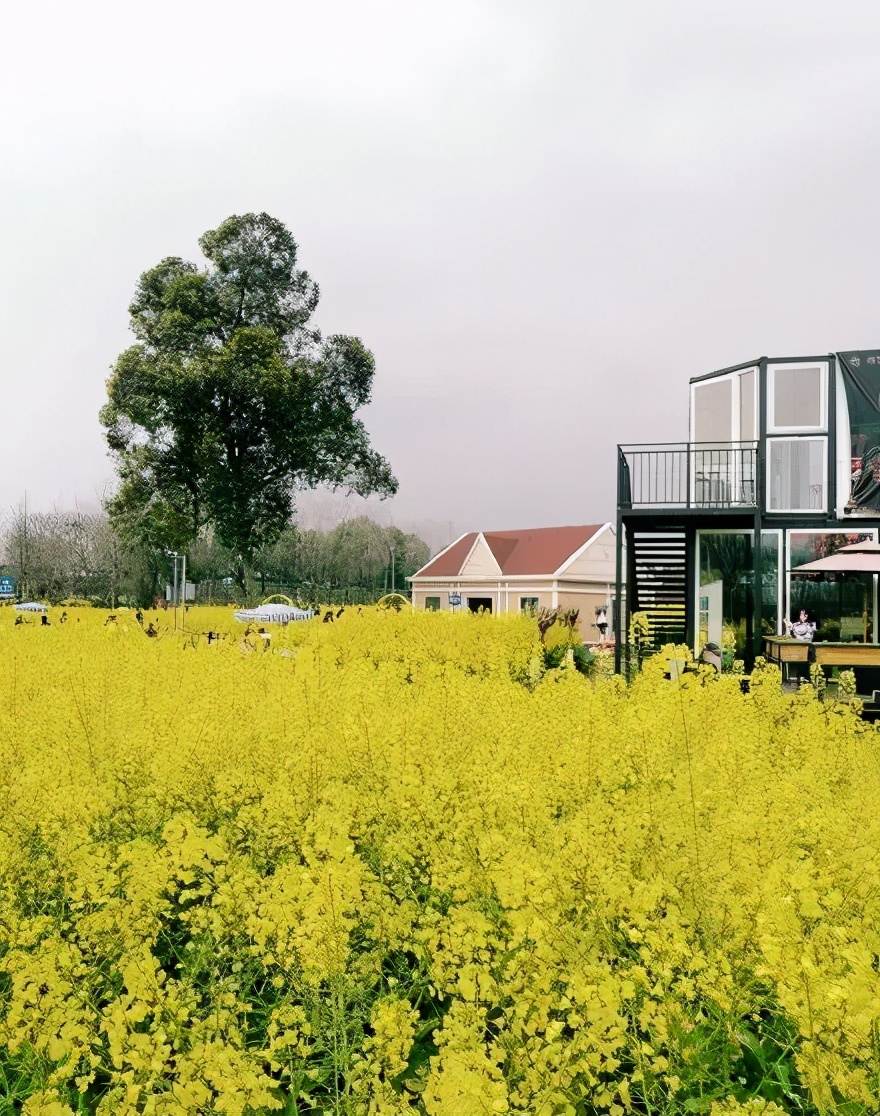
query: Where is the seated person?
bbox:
[784,609,817,642]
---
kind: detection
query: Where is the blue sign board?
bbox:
[0,576,15,599]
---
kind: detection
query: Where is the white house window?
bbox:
[767,438,827,512]
[767,363,827,433]
[520,596,539,614]
[425,596,441,611]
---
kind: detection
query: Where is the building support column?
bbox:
[753,360,768,665]
[614,513,625,675]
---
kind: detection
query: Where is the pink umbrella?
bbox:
[793,540,880,574]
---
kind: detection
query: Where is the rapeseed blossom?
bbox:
[0,606,877,1114]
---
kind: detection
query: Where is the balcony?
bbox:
[618,442,759,510]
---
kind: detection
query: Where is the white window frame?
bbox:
[766,361,828,435]
[689,367,758,445]
[765,436,828,514]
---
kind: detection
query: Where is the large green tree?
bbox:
[100,213,397,585]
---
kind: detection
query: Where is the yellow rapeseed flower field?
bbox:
[0,606,878,1116]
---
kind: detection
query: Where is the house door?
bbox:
[467,597,493,613]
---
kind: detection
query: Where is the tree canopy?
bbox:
[100,213,397,575]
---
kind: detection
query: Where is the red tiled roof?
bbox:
[413,525,606,578]
[414,533,479,577]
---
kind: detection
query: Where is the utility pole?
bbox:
[19,493,28,599]
[386,519,396,596]
[167,550,185,629]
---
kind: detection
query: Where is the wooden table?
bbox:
[763,637,810,665]
[812,643,880,666]
[763,636,880,668]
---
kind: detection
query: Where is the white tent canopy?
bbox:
[234,604,314,625]
[14,602,48,612]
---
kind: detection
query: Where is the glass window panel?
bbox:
[760,530,781,636]
[693,379,733,443]
[697,532,753,659]
[739,370,756,441]
[768,438,826,511]
[771,365,822,429]
[425,596,441,611]
[789,533,874,643]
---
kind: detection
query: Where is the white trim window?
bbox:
[767,437,827,512]
[690,367,758,444]
[767,362,827,434]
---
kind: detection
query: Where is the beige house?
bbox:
[409,523,615,641]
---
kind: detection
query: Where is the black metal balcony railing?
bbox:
[618,442,759,509]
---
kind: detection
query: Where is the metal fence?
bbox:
[193,582,405,608]
[618,442,758,509]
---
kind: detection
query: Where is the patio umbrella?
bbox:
[792,540,880,574]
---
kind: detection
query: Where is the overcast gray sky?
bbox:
[1,0,878,548]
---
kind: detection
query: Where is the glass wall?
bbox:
[696,532,754,659]
[760,530,782,636]
[788,532,875,643]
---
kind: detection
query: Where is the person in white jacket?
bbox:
[785,609,817,641]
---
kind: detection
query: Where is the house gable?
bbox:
[556,524,615,579]
[460,533,502,577]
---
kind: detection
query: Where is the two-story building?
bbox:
[614,349,880,671]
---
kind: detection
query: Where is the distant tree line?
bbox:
[0,506,429,607]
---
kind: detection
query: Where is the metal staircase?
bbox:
[629,528,688,649]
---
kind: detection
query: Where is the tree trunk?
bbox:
[234,556,249,597]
